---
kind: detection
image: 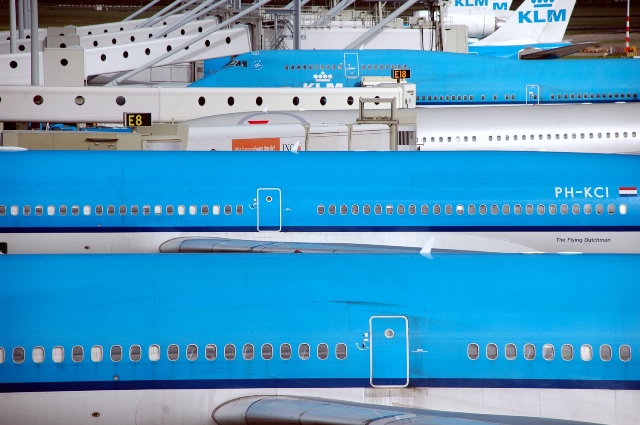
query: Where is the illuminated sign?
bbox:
[123,113,151,127]
[391,69,411,80]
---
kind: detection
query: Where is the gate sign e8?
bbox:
[123,113,151,127]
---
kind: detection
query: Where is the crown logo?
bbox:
[314,71,332,82]
[532,0,554,7]
[252,60,263,71]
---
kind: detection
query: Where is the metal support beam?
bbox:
[17,0,24,39]
[345,0,420,50]
[284,0,310,9]
[106,0,273,86]
[315,0,356,27]
[136,0,184,28]
[30,0,38,85]
[292,0,301,49]
[123,0,162,22]
[152,0,226,40]
[9,0,17,54]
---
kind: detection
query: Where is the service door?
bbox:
[526,85,540,105]
[344,53,359,79]
[370,316,409,387]
[257,188,281,232]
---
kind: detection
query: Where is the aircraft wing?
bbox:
[159,237,423,254]
[519,42,596,60]
[213,396,597,425]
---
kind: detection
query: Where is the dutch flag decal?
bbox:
[619,187,638,197]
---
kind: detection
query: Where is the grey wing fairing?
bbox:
[159,237,424,254]
[212,396,598,425]
[519,42,596,60]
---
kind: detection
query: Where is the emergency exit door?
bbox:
[257,188,281,231]
[369,316,409,387]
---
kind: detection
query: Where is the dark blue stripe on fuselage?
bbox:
[1,226,639,233]
[2,378,639,393]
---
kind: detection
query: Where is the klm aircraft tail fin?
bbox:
[473,0,576,46]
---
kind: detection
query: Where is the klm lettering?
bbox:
[455,0,489,6]
[518,9,566,23]
[554,187,609,199]
[303,83,344,88]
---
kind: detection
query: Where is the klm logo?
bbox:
[454,0,489,6]
[519,9,566,23]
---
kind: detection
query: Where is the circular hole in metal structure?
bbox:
[75,96,85,106]
[181,29,185,35]
[123,51,128,58]
[100,54,106,61]
[227,96,234,106]
[18,44,25,51]
[9,61,17,69]
[292,96,299,106]
[93,40,98,47]
[205,40,210,47]
[320,96,327,106]
[384,329,394,338]
[226,37,231,44]
[166,45,172,52]
[266,196,273,203]
[198,96,205,106]
[115,96,126,106]
[256,96,263,106]
[91,412,101,418]
[374,95,380,105]
[145,48,150,55]
[347,96,354,105]
[198,27,203,33]
[60,58,68,66]
[59,43,66,48]
[33,95,43,105]
[103,29,108,33]
[130,36,135,42]
[111,38,117,45]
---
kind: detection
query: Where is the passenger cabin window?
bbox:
[486,343,497,360]
[317,205,325,215]
[524,344,535,360]
[13,347,25,364]
[620,345,631,362]
[213,205,220,215]
[72,345,84,362]
[280,343,292,360]
[224,344,235,360]
[201,205,209,215]
[580,344,593,361]
[224,205,232,215]
[542,344,554,360]
[149,344,160,361]
[168,344,179,361]
[111,345,122,362]
[187,344,198,361]
[336,343,347,360]
[363,204,371,215]
[53,346,65,363]
[33,346,45,363]
[352,204,359,215]
[329,204,336,215]
[467,343,479,360]
[206,344,217,360]
[261,344,273,360]
[600,345,612,361]
[91,346,103,362]
[299,343,310,360]
[562,344,573,361]
[318,343,329,360]
[130,345,141,362]
[242,344,254,360]
[0,347,5,364]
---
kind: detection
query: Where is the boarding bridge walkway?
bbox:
[0,25,251,86]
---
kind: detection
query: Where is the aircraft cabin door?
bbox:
[526,85,540,105]
[370,316,409,388]
[344,53,359,79]
[256,188,281,232]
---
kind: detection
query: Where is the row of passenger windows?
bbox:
[468,343,632,362]
[0,343,348,364]
[317,203,627,216]
[0,204,243,217]
[283,63,409,71]
[419,93,638,102]
[425,131,637,144]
